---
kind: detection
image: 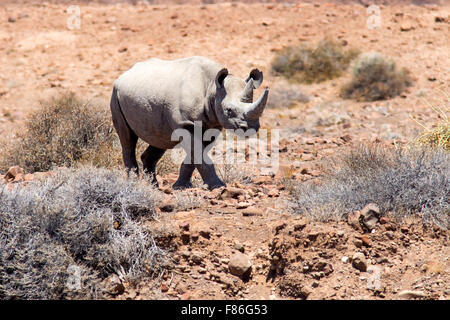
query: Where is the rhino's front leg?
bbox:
[172,161,195,190]
[195,162,225,190]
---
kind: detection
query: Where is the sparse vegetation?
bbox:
[292,145,449,229]
[0,166,166,299]
[271,38,360,84]
[341,52,412,101]
[414,94,449,152]
[216,162,254,185]
[173,189,204,211]
[0,93,121,173]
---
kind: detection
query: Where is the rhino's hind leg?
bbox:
[141,145,165,187]
[110,88,139,175]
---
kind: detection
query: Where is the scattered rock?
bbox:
[4,166,24,182]
[267,188,279,197]
[360,235,371,247]
[252,176,272,185]
[242,206,263,217]
[234,242,245,253]
[160,200,175,212]
[220,187,245,200]
[191,251,204,265]
[360,203,380,231]
[400,23,414,31]
[178,221,190,231]
[228,253,252,277]
[352,252,368,272]
[341,134,352,143]
[104,274,125,296]
[237,202,251,209]
[398,290,427,299]
[347,211,362,230]
[160,283,169,292]
[379,217,390,224]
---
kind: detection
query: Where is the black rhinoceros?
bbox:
[110,56,269,190]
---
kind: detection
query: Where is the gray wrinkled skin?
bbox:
[110,56,269,190]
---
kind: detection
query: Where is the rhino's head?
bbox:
[214,68,269,132]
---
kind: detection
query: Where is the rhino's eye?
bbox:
[225,108,236,118]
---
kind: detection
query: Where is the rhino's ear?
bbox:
[215,68,228,89]
[245,69,263,89]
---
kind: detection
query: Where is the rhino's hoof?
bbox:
[172,181,193,190]
[207,181,226,190]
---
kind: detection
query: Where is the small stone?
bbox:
[347,211,362,230]
[342,256,349,264]
[4,166,24,182]
[360,235,371,247]
[398,290,427,299]
[242,206,263,217]
[252,176,272,184]
[380,217,390,224]
[220,187,245,200]
[341,134,352,143]
[352,252,368,272]
[104,274,125,296]
[178,221,190,231]
[234,243,245,253]
[228,253,252,277]
[354,239,363,248]
[237,202,251,209]
[160,283,169,292]
[191,251,204,264]
[360,203,380,231]
[160,200,175,212]
[385,231,395,240]
[400,23,413,31]
[118,46,128,53]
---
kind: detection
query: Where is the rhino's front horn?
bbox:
[245,87,269,120]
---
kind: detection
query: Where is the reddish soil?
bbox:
[0,1,448,300]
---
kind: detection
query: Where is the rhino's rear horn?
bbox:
[241,79,254,103]
[245,87,269,120]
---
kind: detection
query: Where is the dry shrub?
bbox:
[0,92,121,172]
[0,166,167,299]
[341,52,412,101]
[216,162,254,185]
[291,145,449,229]
[271,38,360,84]
[414,93,449,152]
[173,189,204,211]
